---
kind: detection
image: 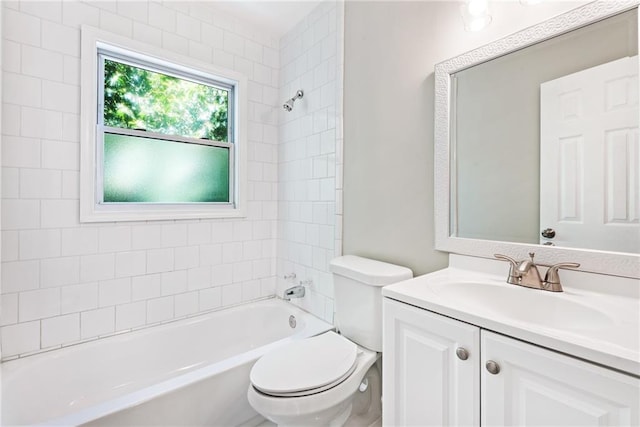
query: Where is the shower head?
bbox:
[283,90,304,112]
[283,99,294,112]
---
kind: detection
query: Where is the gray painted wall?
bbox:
[342,1,586,276]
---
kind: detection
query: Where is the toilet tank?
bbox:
[329,255,412,352]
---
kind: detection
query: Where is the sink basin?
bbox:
[382,261,640,376]
[431,281,615,331]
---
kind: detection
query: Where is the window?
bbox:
[81,26,247,222]
[100,55,232,204]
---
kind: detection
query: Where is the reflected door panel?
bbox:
[540,56,639,253]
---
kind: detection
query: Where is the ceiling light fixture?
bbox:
[461,0,492,32]
[467,0,489,16]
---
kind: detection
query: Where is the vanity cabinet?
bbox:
[481,330,639,426]
[382,298,480,426]
[383,298,640,426]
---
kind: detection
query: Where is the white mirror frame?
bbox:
[434,0,640,279]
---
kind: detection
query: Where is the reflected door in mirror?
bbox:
[540,56,639,253]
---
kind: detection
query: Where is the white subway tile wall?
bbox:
[0,0,296,360]
[276,2,343,323]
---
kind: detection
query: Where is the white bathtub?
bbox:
[1,298,332,426]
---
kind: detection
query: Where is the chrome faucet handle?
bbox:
[494,254,520,284]
[494,253,517,264]
[543,262,580,292]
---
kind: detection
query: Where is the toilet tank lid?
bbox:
[330,255,413,286]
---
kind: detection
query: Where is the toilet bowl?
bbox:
[247,331,381,427]
[247,256,412,426]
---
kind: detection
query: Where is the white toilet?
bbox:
[247,255,413,426]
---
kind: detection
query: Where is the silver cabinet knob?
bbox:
[485,360,500,375]
[456,347,469,360]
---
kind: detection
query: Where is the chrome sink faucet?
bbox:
[516,252,544,289]
[494,253,580,292]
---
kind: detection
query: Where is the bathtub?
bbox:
[1,298,332,426]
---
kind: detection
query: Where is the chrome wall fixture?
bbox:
[283,90,304,112]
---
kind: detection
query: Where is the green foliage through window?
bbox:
[103,59,229,142]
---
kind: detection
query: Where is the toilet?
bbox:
[247,255,413,426]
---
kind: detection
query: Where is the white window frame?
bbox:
[80,26,247,222]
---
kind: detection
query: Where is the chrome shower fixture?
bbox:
[283,90,304,112]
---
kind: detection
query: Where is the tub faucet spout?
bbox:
[283,285,305,301]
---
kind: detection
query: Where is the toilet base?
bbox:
[247,349,380,427]
[342,360,381,427]
[265,362,381,427]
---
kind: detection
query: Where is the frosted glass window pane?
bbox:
[103,133,230,203]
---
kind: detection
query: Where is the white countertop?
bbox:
[382,256,640,377]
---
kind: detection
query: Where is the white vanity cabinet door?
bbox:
[481,330,640,426]
[382,299,480,426]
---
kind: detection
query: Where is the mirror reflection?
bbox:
[452,8,639,254]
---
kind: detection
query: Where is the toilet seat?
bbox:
[250,331,358,397]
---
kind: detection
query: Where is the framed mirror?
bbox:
[434,0,640,278]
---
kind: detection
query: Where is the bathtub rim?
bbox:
[2,296,301,363]
[2,297,333,427]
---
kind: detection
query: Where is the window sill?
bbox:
[80,203,246,223]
